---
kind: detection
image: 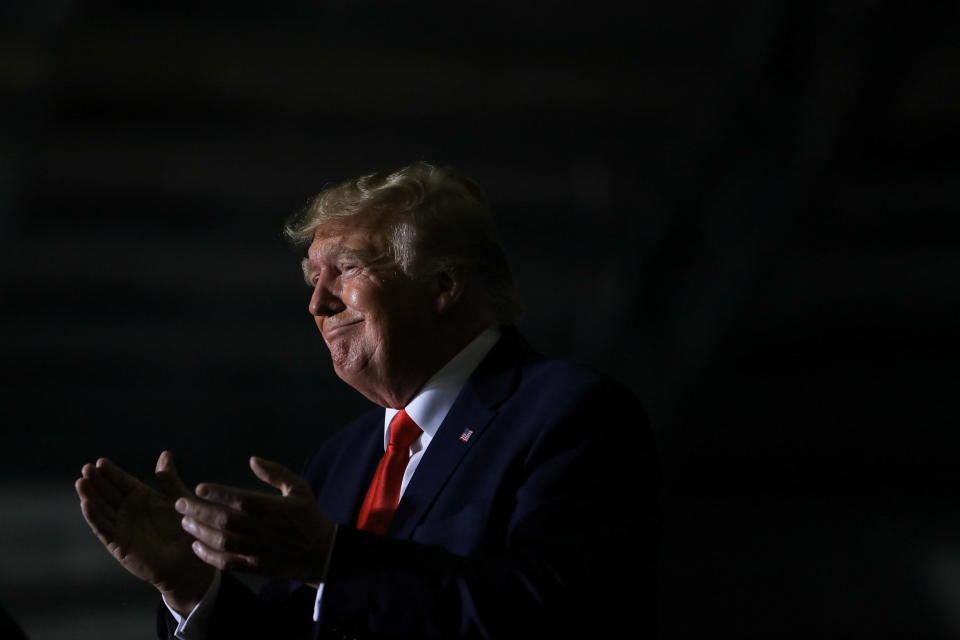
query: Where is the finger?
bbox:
[190,539,260,573]
[75,476,118,522]
[95,458,144,497]
[175,495,255,532]
[81,463,123,507]
[249,456,312,498]
[77,481,119,543]
[155,450,190,500]
[193,483,269,516]
[181,516,261,555]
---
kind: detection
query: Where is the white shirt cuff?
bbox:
[313,523,339,622]
[163,570,222,640]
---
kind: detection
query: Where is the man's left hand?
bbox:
[175,457,335,587]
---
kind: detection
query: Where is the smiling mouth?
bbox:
[323,318,363,339]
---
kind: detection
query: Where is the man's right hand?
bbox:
[75,451,215,615]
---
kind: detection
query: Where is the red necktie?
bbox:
[356,410,422,534]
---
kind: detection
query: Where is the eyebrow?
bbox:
[300,247,376,285]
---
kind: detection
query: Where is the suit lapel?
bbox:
[316,414,384,526]
[389,328,527,538]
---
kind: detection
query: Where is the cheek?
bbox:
[345,286,363,308]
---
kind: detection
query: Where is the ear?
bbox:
[433,265,466,313]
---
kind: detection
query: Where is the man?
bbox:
[76,162,659,638]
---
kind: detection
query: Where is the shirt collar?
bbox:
[383,326,502,445]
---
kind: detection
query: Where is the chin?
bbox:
[331,355,373,387]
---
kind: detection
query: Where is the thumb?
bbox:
[250,456,311,498]
[155,450,190,499]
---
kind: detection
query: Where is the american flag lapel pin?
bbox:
[458,428,475,443]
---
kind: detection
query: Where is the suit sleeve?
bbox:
[156,573,319,640]
[318,380,660,639]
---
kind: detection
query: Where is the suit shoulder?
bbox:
[493,352,650,443]
[489,352,657,486]
[325,406,383,445]
[303,406,381,474]
[518,354,643,410]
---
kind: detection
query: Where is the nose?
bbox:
[308,269,346,317]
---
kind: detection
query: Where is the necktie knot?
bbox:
[388,409,421,450]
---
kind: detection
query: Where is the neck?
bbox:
[383,319,492,409]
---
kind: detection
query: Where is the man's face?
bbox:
[303,215,436,407]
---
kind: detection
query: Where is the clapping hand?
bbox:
[75,452,215,614]
[175,456,335,588]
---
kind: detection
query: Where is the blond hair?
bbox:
[285,161,522,323]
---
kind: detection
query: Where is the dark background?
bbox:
[1,1,958,638]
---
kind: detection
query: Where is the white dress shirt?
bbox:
[166,327,501,639]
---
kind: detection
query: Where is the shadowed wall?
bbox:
[1,2,957,638]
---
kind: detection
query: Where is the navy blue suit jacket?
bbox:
[161,329,659,639]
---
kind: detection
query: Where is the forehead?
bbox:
[305,215,392,263]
